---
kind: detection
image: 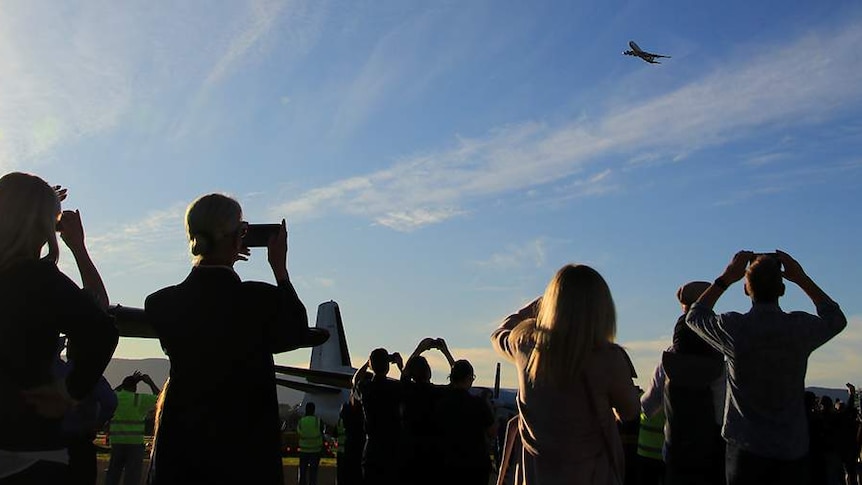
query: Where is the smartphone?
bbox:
[243,224,281,247]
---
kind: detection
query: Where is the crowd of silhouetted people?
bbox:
[0,171,860,485]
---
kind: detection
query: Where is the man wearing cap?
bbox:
[687,250,847,485]
[655,281,726,485]
[435,359,496,485]
[105,371,160,485]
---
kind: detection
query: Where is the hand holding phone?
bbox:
[243,224,281,248]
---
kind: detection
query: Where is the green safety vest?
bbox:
[336,418,346,454]
[637,411,665,460]
[110,391,158,445]
[297,416,323,453]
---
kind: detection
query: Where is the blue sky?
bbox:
[2,0,861,389]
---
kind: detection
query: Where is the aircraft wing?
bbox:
[629,40,641,52]
[110,305,157,338]
[275,378,343,395]
[109,305,331,351]
[273,365,354,389]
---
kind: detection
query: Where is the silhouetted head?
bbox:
[369,348,391,376]
[449,359,475,389]
[121,375,139,392]
[404,356,432,384]
[804,391,817,411]
[744,255,785,304]
[305,402,316,416]
[185,193,244,266]
[512,264,616,386]
[819,395,833,413]
[0,172,61,272]
[677,281,711,313]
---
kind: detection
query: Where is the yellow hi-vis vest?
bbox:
[637,411,665,461]
[110,391,158,445]
[298,416,323,453]
[336,418,346,455]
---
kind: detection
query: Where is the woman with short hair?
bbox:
[145,193,309,485]
[0,172,117,484]
[492,264,639,485]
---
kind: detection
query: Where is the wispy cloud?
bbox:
[275,22,862,230]
[81,203,189,276]
[474,238,548,270]
[203,0,291,88]
[0,0,326,168]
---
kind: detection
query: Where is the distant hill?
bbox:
[104,358,304,405]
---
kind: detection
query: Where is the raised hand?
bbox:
[721,250,754,284]
[53,185,68,202]
[235,246,251,263]
[57,210,87,253]
[267,219,288,281]
[775,250,807,285]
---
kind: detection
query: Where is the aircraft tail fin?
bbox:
[310,301,352,372]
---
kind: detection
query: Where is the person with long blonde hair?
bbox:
[0,172,117,484]
[492,264,639,485]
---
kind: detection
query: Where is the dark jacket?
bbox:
[145,266,307,485]
[0,259,117,451]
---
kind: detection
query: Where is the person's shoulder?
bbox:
[145,284,183,310]
[597,343,637,378]
[240,280,278,292]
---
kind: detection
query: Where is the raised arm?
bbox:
[141,374,161,394]
[491,297,541,360]
[435,338,457,368]
[352,360,371,389]
[58,209,109,310]
[776,250,847,348]
[265,220,309,352]
[686,251,752,356]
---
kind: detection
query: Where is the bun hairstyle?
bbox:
[185,193,242,263]
[0,172,61,272]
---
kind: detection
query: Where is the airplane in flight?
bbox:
[623,40,670,64]
[110,301,518,427]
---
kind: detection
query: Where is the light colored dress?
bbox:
[492,302,640,485]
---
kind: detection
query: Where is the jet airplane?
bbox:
[623,41,670,64]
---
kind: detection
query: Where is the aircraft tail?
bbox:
[310,301,353,373]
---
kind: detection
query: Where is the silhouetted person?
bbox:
[297,402,324,485]
[835,384,859,485]
[55,337,117,485]
[0,173,117,483]
[145,193,309,485]
[338,393,365,485]
[637,363,666,485]
[400,337,456,485]
[662,280,726,485]
[687,250,847,485]
[105,372,159,485]
[435,360,495,485]
[352,348,404,485]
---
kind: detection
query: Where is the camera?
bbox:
[242,224,281,247]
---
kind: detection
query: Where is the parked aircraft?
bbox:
[274,301,518,426]
[623,40,670,64]
[110,301,518,428]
